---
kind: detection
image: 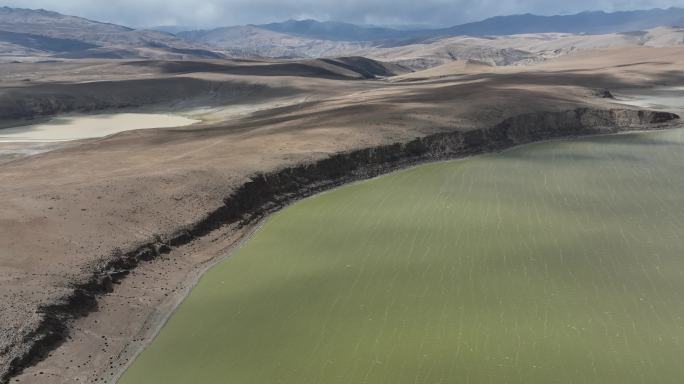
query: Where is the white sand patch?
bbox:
[614,87,684,110]
[0,113,199,143]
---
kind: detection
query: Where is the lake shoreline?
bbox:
[109,110,681,383]
[115,125,684,384]
[120,122,684,383]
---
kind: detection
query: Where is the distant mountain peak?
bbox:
[437,7,684,37]
[0,6,223,59]
[0,6,134,32]
[257,19,410,42]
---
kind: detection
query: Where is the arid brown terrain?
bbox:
[0,45,682,383]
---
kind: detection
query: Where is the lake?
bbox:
[119,128,684,384]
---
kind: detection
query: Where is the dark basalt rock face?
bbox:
[0,107,679,384]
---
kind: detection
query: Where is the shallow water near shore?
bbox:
[120,128,684,384]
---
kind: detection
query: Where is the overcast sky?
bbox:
[2,0,682,28]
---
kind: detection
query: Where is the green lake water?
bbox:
[120,128,684,384]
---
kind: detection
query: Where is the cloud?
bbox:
[1,0,681,28]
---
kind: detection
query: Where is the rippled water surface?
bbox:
[121,128,684,384]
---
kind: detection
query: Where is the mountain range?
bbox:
[180,7,684,43]
[1,6,684,66]
[0,6,224,59]
[436,7,684,37]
